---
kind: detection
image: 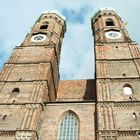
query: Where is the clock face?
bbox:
[105,31,122,39]
[31,34,47,42]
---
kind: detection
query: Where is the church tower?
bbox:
[0,11,66,139]
[92,8,140,139]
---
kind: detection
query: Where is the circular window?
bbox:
[31,34,47,42]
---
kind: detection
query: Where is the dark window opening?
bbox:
[44,16,47,18]
[12,88,20,93]
[138,132,140,138]
[122,73,126,76]
[2,115,7,120]
[133,112,137,119]
[129,97,132,100]
[12,100,16,103]
[106,19,115,26]
[40,24,48,29]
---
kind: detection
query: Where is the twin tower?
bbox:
[0,8,140,140]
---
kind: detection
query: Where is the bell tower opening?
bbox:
[106,18,114,26]
[40,24,48,29]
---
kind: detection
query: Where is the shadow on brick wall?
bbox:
[83,79,96,100]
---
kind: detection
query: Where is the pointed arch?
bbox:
[58,110,79,140]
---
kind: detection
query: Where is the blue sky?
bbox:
[0,0,140,80]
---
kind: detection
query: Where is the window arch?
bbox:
[137,132,140,138]
[58,111,79,140]
[123,84,133,95]
[10,88,20,98]
[106,18,115,26]
[12,88,20,93]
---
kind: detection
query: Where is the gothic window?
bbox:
[123,84,133,95]
[106,19,115,26]
[58,111,78,140]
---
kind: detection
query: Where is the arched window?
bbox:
[106,18,115,26]
[12,88,20,93]
[123,84,133,95]
[10,88,20,98]
[138,132,140,138]
[132,112,137,119]
[58,111,78,140]
[40,24,48,29]
[40,21,49,29]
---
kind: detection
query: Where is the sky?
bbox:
[0,0,140,80]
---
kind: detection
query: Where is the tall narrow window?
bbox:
[58,111,78,140]
[138,132,140,138]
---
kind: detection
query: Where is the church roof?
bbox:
[91,7,121,22]
[43,10,66,21]
[57,79,96,101]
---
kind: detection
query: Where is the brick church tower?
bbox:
[0,8,140,140]
[92,8,140,139]
[0,11,66,139]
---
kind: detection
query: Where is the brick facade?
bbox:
[0,9,140,140]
